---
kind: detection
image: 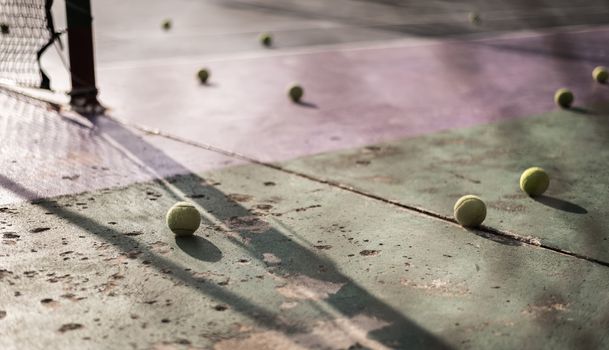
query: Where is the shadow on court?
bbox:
[0,103,452,349]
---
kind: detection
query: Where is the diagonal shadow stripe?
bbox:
[0,110,452,349]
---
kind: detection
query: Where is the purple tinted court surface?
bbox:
[98,26,609,162]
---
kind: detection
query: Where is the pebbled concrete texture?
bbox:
[1,162,609,349]
[281,106,609,265]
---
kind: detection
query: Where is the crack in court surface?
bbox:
[104,114,609,269]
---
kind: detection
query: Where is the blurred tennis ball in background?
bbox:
[288,84,304,103]
[468,12,481,25]
[197,68,210,84]
[554,88,574,108]
[259,32,272,47]
[593,66,608,83]
[161,19,172,31]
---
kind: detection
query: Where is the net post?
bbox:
[65,0,100,111]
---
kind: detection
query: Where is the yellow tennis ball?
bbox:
[468,12,481,25]
[519,167,549,197]
[454,195,486,227]
[166,202,201,236]
[259,33,272,47]
[554,88,573,108]
[592,66,608,83]
[197,68,210,84]
[288,84,304,102]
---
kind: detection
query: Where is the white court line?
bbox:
[98,23,609,71]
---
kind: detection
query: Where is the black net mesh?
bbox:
[0,0,56,89]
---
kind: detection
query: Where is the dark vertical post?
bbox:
[65,0,99,110]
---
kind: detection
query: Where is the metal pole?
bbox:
[65,0,99,111]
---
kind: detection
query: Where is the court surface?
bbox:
[2,1,609,349]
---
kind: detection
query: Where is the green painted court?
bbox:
[1,1,609,349]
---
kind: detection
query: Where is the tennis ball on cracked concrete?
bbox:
[519,167,549,197]
[454,195,487,227]
[166,201,201,236]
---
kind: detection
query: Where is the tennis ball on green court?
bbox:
[454,195,486,227]
[197,68,210,84]
[166,202,201,236]
[592,66,608,83]
[554,88,573,108]
[288,84,304,103]
[161,19,172,31]
[259,33,272,47]
[519,167,549,197]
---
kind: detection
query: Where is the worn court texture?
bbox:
[3,0,609,349]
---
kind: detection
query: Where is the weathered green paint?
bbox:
[282,108,609,264]
[1,163,609,349]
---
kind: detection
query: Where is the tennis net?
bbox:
[0,0,58,89]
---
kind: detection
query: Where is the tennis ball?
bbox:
[288,84,304,103]
[519,167,549,197]
[592,66,608,83]
[161,19,172,31]
[259,33,272,47]
[166,202,201,236]
[197,68,210,84]
[554,88,573,108]
[468,12,481,25]
[454,195,486,227]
